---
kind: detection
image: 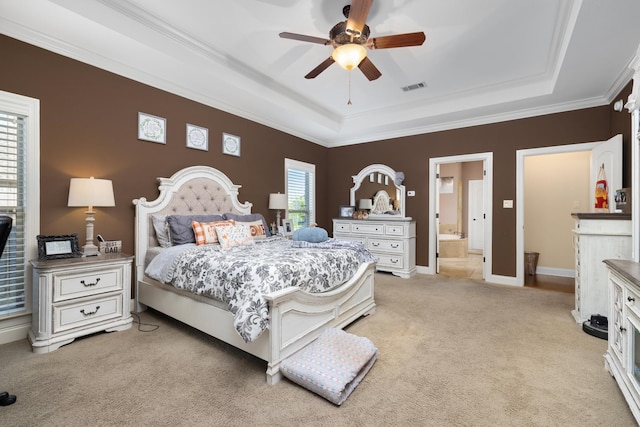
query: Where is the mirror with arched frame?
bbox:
[350,164,407,218]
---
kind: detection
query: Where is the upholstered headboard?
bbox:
[133,166,252,281]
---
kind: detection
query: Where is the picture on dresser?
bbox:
[36,234,81,260]
[339,206,355,218]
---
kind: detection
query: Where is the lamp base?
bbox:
[82,243,100,257]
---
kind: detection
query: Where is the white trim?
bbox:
[536,267,575,278]
[428,153,493,282]
[0,90,40,343]
[515,141,598,286]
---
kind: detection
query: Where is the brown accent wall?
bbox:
[1,34,633,281]
[0,35,329,260]
[327,85,633,276]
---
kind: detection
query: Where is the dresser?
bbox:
[333,218,416,278]
[571,213,631,323]
[603,259,640,424]
[28,253,134,353]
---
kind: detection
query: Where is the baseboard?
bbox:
[535,266,574,278]
[0,313,31,345]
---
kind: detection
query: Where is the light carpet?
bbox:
[0,273,635,426]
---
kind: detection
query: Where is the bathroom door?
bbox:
[468,180,484,251]
[590,134,622,212]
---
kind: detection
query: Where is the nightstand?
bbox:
[28,253,134,353]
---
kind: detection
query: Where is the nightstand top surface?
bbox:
[30,252,133,268]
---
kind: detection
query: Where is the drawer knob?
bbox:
[80,306,100,316]
[391,244,399,249]
[628,296,636,302]
[81,278,100,287]
[372,242,380,247]
[391,259,398,264]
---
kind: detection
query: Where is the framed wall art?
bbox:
[138,112,166,144]
[186,124,208,151]
[222,133,241,157]
[37,234,81,260]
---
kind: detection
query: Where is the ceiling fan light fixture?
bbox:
[332,43,367,70]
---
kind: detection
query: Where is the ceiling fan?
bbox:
[279,0,426,81]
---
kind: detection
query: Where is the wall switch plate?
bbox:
[407,190,415,197]
[503,199,513,208]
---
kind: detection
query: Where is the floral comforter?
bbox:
[145,237,376,343]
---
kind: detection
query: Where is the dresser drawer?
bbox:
[334,222,350,233]
[53,293,123,333]
[368,238,403,253]
[351,223,384,235]
[335,235,366,245]
[376,254,404,269]
[385,224,405,236]
[53,267,122,302]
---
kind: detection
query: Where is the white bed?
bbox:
[133,165,376,384]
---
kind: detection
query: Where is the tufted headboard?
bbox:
[133,166,253,281]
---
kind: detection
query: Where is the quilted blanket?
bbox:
[145,237,376,343]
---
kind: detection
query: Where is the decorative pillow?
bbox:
[151,214,171,248]
[166,214,225,245]
[214,222,255,249]
[223,213,271,237]
[192,219,234,246]
[243,219,268,240]
[293,227,329,243]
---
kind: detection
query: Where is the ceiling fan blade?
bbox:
[369,32,426,49]
[279,32,331,45]
[358,56,381,81]
[346,0,373,35]
[305,57,336,79]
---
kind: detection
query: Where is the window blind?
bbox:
[0,112,26,316]
[286,159,315,228]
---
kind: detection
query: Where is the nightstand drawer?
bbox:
[368,238,403,253]
[53,293,123,333]
[54,267,122,302]
[376,254,404,268]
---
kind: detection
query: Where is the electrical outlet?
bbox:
[407,190,415,197]
[503,200,513,208]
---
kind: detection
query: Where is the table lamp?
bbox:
[68,177,115,256]
[359,199,373,212]
[269,193,287,226]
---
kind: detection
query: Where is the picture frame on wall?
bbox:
[339,205,356,218]
[138,112,166,144]
[282,218,294,236]
[186,123,208,151]
[36,234,81,260]
[222,132,241,156]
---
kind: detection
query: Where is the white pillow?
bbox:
[214,223,255,249]
[151,214,171,248]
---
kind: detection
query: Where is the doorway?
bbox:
[428,152,493,280]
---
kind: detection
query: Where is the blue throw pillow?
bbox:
[293,227,328,243]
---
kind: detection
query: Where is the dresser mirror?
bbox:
[350,164,407,218]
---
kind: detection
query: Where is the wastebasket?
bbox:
[525,252,539,276]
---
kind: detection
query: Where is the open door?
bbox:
[435,163,441,274]
[468,179,484,251]
[590,134,623,212]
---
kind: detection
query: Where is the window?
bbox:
[0,91,39,320]
[285,159,315,229]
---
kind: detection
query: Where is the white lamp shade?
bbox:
[269,193,288,210]
[68,177,115,208]
[359,199,373,210]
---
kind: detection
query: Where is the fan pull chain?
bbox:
[347,71,353,105]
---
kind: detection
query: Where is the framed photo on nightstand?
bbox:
[36,234,81,260]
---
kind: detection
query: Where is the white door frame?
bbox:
[515,141,599,286]
[427,153,493,281]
